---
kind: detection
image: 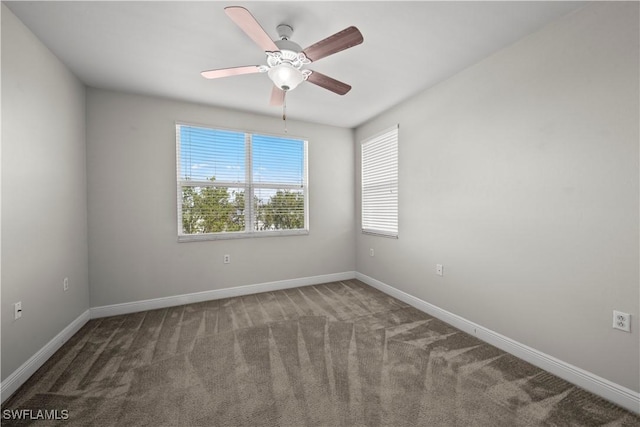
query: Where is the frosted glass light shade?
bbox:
[268,63,304,91]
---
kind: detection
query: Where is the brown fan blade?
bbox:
[225,6,279,52]
[201,65,261,79]
[270,86,285,106]
[307,71,352,95]
[302,26,363,62]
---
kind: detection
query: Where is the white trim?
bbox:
[177,228,309,242]
[90,271,356,318]
[361,229,399,239]
[0,310,91,404]
[355,272,640,414]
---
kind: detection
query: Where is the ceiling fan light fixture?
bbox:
[203,7,363,101]
[268,63,305,91]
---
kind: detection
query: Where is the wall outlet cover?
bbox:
[14,301,22,320]
[613,310,631,332]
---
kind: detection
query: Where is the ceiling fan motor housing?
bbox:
[274,39,302,55]
[266,36,312,91]
[267,37,310,66]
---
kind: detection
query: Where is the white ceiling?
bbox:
[5,1,585,128]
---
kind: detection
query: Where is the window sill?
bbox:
[178,229,309,242]
[361,230,398,239]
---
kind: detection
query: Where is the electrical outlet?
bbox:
[63,277,69,291]
[223,254,231,264]
[436,264,443,276]
[613,311,631,332]
[14,301,22,320]
[369,248,374,257]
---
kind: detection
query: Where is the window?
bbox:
[176,123,308,241]
[361,125,398,238]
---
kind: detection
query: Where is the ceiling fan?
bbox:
[201,6,364,107]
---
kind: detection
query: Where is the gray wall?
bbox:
[86,89,355,307]
[1,5,89,381]
[355,2,639,392]
[2,0,637,400]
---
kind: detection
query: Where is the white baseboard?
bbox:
[90,271,356,319]
[355,272,640,414]
[0,309,91,404]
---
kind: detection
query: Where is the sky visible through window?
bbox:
[179,126,304,191]
[180,127,245,183]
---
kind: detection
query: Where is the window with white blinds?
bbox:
[361,125,398,238]
[176,123,308,241]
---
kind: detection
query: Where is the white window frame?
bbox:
[176,122,309,242]
[361,125,399,238]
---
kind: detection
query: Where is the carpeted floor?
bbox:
[2,279,638,426]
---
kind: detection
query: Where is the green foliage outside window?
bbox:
[257,190,305,231]
[181,178,303,234]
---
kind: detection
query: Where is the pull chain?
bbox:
[282,91,288,133]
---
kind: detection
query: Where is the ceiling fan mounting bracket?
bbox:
[276,24,294,41]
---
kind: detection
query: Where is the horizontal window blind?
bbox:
[179,126,246,183]
[176,123,307,241]
[252,134,306,232]
[361,125,398,237]
[252,134,305,186]
[255,188,305,231]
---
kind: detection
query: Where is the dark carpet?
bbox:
[2,279,638,426]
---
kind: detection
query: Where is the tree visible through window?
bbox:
[176,124,307,241]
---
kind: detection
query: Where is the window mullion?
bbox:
[252,182,303,190]
[245,133,253,232]
[176,125,183,236]
[303,139,309,230]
